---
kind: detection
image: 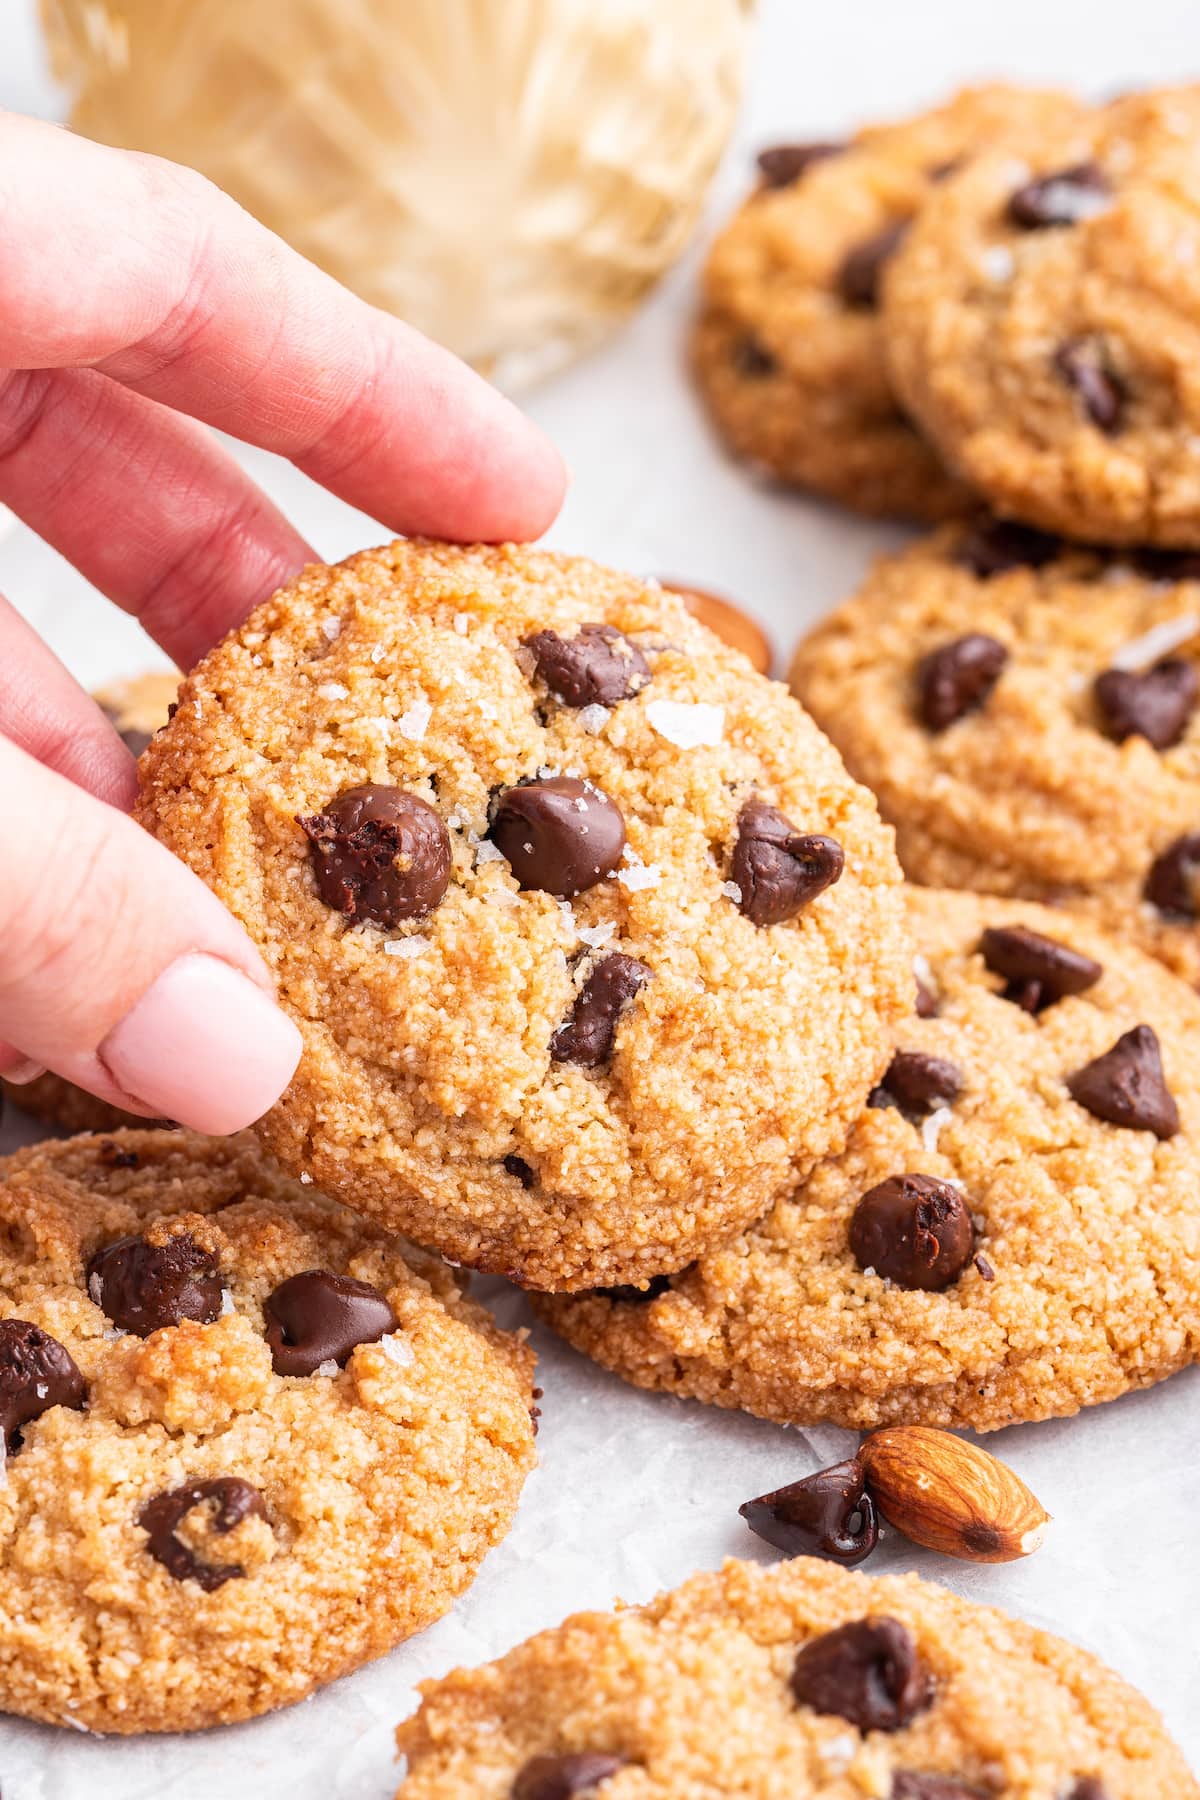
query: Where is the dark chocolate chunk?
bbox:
[523,624,650,709]
[138,1477,267,1591]
[512,1755,627,1800]
[757,141,845,187]
[730,797,843,927]
[0,1319,86,1452]
[551,953,651,1066]
[299,784,451,926]
[838,219,910,308]
[1055,338,1126,432]
[504,1154,537,1189]
[980,925,1102,1014]
[955,518,1061,578]
[1145,831,1200,917]
[263,1270,398,1377]
[733,336,777,377]
[849,1174,975,1291]
[1066,1025,1179,1138]
[489,777,626,898]
[740,1457,878,1565]
[916,634,1008,730]
[893,1777,991,1800]
[868,1050,963,1119]
[791,1617,933,1730]
[87,1232,223,1338]
[593,1274,674,1304]
[1094,659,1197,749]
[1007,162,1111,229]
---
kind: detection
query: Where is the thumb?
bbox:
[0,734,301,1133]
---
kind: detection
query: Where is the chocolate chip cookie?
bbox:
[884,87,1200,545]
[790,519,1200,986]
[0,1129,535,1733]
[395,1556,1196,1798]
[692,84,1084,519]
[536,887,1200,1432]
[135,541,909,1291]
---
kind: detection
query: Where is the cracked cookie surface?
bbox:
[692,85,1083,519]
[395,1556,1196,1798]
[790,520,1200,987]
[536,888,1200,1432]
[135,540,908,1291]
[884,87,1200,545]
[0,1129,535,1733]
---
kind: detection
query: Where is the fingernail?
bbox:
[99,954,302,1135]
[0,1055,47,1086]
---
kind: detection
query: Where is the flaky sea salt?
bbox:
[299,1172,313,1185]
[578,921,616,949]
[219,1288,236,1316]
[315,1359,340,1378]
[370,642,387,664]
[645,699,724,748]
[922,1106,953,1154]
[816,1735,856,1775]
[316,681,348,701]
[453,612,471,635]
[378,1333,415,1368]
[577,703,610,735]
[320,617,342,643]
[474,839,507,865]
[1107,614,1200,670]
[979,244,1015,282]
[384,936,429,959]
[720,880,743,904]
[617,857,662,892]
[396,697,433,741]
[88,1272,103,1306]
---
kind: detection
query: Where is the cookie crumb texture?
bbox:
[395,1558,1196,1798]
[136,541,908,1291]
[790,523,1200,987]
[537,888,1200,1431]
[885,88,1200,546]
[692,85,1083,519]
[0,1130,535,1733]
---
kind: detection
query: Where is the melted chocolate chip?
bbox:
[1145,831,1200,917]
[740,1457,878,1565]
[1068,1783,1111,1800]
[551,953,651,1066]
[791,1617,932,1731]
[1094,659,1197,749]
[299,784,451,927]
[504,1154,537,1189]
[868,1050,963,1119]
[490,777,626,898]
[138,1477,267,1591]
[263,1270,398,1377]
[1066,1025,1179,1138]
[1055,338,1126,433]
[1007,162,1111,229]
[838,219,909,307]
[87,1232,222,1338]
[731,798,843,927]
[523,624,650,709]
[980,925,1103,1014]
[1131,547,1200,584]
[916,634,1008,731]
[594,1274,674,1304]
[955,518,1062,578]
[512,1755,627,1800]
[893,1777,990,1800]
[734,335,777,377]
[850,1174,975,1291]
[0,1319,86,1452]
[757,141,845,187]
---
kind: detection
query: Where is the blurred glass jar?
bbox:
[42,0,751,389]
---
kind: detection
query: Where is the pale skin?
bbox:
[0,112,566,1133]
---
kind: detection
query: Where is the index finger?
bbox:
[0,112,566,545]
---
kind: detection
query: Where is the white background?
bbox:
[0,3,1198,1795]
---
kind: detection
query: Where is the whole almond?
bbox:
[860,1426,1050,1563]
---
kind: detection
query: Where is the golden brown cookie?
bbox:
[395,1556,1197,1798]
[884,87,1200,546]
[789,518,1200,986]
[692,85,1085,519]
[134,540,909,1292]
[536,887,1200,1432]
[0,1129,535,1733]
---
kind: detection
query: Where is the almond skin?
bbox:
[860,1426,1050,1563]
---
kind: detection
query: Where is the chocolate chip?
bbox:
[1094,659,1197,749]
[1145,831,1200,917]
[263,1270,398,1377]
[0,1319,86,1452]
[974,1254,996,1282]
[849,1174,975,1291]
[1007,162,1111,229]
[299,784,451,927]
[1066,1024,1179,1138]
[733,335,776,377]
[490,777,626,898]
[551,953,651,1066]
[87,1232,223,1338]
[756,141,844,187]
[594,1274,674,1304]
[915,974,940,1018]
[1131,547,1200,583]
[1068,1783,1111,1800]
[838,219,909,307]
[893,1777,990,1800]
[731,798,843,927]
[138,1477,267,1592]
[100,703,154,760]
[980,925,1103,1014]
[916,634,1008,730]
[868,1050,963,1119]
[740,1457,878,1565]
[791,1617,932,1730]
[1055,338,1126,433]
[522,624,650,709]
[512,1754,627,1799]
[955,518,1062,578]
[504,1154,536,1189]
[97,1139,140,1169]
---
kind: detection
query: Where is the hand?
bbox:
[0,112,566,1134]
